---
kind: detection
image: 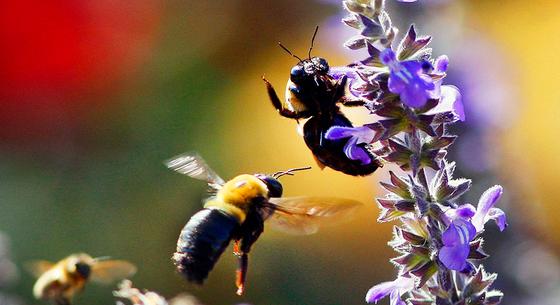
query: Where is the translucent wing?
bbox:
[264,196,362,235]
[90,260,137,284]
[25,260,55,278]
[165,152,225,190]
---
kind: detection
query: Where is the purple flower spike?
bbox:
[472,185,507,231]
[366,276,414,304]
[325,126,377,165]
[380,48,435,108]
[439,219,476,270]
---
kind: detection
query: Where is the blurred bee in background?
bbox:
[262,26,381,176]
[27,253,136,305]
[167,153,362,295]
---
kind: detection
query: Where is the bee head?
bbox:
[289,57,330,83]
[310,57,329,73]
[74,262,91,279]
[254,175,283,198]
[66,254,93,279]
[255,166,312,198]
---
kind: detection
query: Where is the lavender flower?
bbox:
[335,1,507,304]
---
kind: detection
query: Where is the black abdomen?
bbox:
[303,114,379,176]
[173,208,240,284]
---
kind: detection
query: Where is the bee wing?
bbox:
[25,260,55,278]
[264,196,363,235]
[165,153,225,191]
[90,260,137,284]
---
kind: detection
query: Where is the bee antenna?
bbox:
[273,166,312,179]
[278,42,303,62]
[308,26,319,59]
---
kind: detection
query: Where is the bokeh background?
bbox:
[0,0,559,304]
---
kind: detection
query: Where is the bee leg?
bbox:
[262,77,300,119]
[339,96,366,107]
[332,75,348,102]
[233,212,264,296]
[233,239,249,296]
[333,75,367,106]
[235,251,249,296]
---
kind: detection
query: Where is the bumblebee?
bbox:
[166,153,362,295]
[262,27,381,176]
[28,253,136,305]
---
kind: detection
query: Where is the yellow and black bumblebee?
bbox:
[166,153,362,295]
[27,253,136,305]
[262,27,381,176]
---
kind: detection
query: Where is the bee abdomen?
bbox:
[173,208,240,284]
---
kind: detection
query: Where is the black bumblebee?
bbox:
[166,153,362,295]
[262,27,381,176]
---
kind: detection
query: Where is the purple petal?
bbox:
[329,66,357,80]
[434,55,449,73]
[472,185,503,231]
[400,81,430,108]
[401,60,423,74]
[439,220,477,270]
[325,126,356,140]
[442,85,465,121]
[445,204,476,221]
[388,72,407,94]
[365,277,414,304]
[441,219,476,246]
[380,48,397,66]
[488,208,508,231]
[366,281,396,303]
[325,126,376,143]
[354,126,377,143]
[439,244,469,271]
[456,204,476,219]
[344,137,372,165]
[426,85,464,121]
[389,290,406,305]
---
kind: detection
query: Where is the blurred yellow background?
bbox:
[0,1,558,305]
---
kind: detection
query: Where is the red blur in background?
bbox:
[0,0,162,145]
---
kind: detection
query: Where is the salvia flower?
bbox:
[325,126,379,164]
[380,48,436,108]
[337,1,508,304]
[438,218,476,271]
[365,276,415,304]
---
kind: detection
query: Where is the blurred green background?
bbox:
[0,0,559,305]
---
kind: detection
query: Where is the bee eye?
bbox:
[255,175,283,198]
[290,65,305,83]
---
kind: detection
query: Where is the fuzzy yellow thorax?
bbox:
[204,174,268,223]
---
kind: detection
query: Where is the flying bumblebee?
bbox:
[262,26,381,176]
[166,153,362,295]
[28,253,136,305]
